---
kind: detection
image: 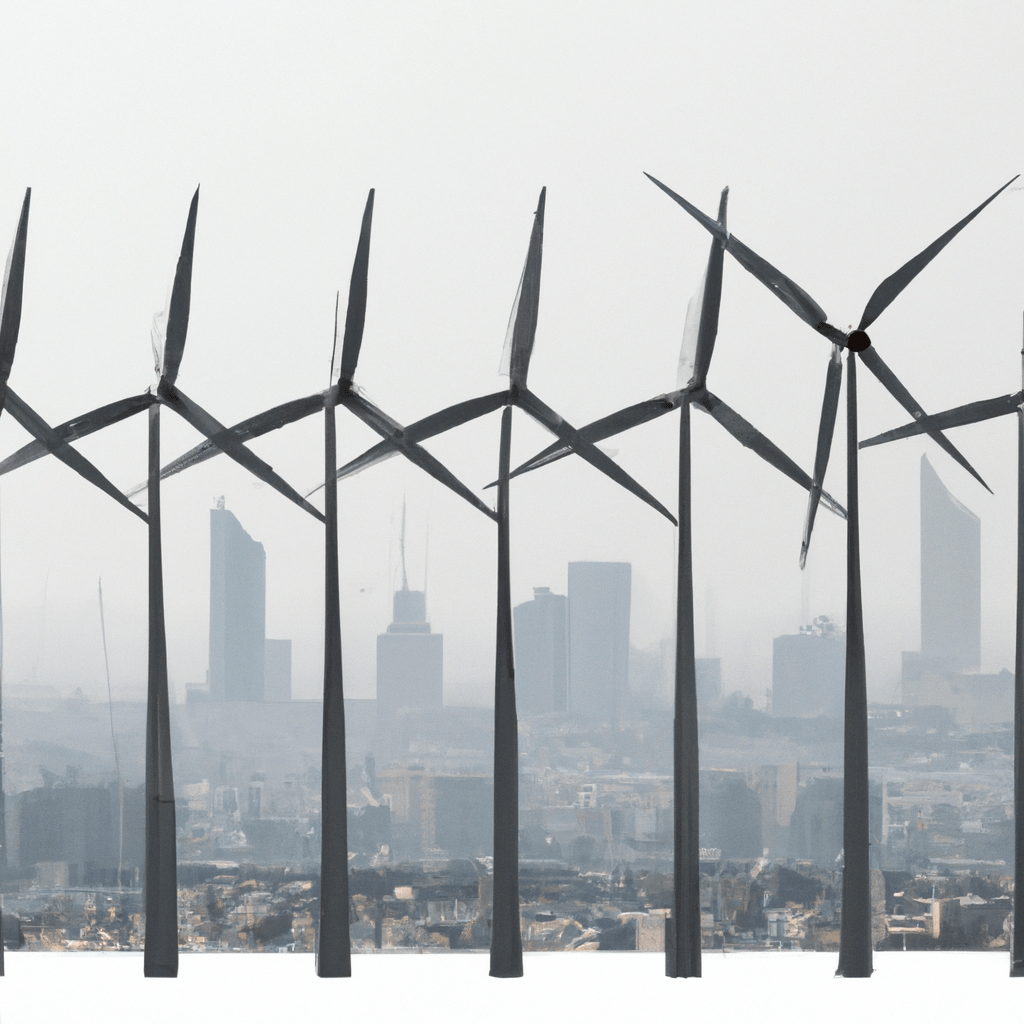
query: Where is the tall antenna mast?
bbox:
[424,519,430,598]
[400,495,408,591]
[99,578,125,889]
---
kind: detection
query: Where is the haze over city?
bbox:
[0,3,1020,713]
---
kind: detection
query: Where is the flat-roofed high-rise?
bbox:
[513,586,567,714]
[920,454,980,673]
[209,500,266,702]
[568,561,631,726]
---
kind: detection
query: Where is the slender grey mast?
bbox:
[317,340,349,975]
[490,401,518,976]
[98,578,125,889]
[837,349,871,977]
[145,376,176,975]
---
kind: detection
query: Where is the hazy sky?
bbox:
[0,2,1021,708]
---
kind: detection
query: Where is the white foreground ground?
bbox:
[0,950,1011,1024]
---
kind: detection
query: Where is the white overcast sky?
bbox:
[0,1,1020,707]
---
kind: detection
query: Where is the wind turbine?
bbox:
[646,172,1016,976]
[136,190,498,976]
[0,188,325,976]
[0,191,186,972]
[499,187,847,976]
[333,188,677,976]
[859,316,1024,977]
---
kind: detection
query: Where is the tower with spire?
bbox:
[375,503,443,763]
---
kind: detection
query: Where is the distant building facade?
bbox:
[376,584,443,763]
[771,616,845,719]
[900,457,1007,723]
[513,586,568,714]
[919,454,981,673]
[568,561,631,726]
[695,657,722,705]
[209,500,266,702]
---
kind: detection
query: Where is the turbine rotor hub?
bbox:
[847,330,871,352]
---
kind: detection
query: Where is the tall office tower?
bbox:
[920,454,981,673]
[208,498,266,702]
[568,561,631,726]
[375,521,443,762]
[513,586,568,714]
[771,617,845,718]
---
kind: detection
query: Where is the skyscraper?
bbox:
[208,499,266,702]
[568,561,631,726]
[919,454,981,673]
[771,617,845,718]
[375,519,443,762]
[513,586,568,714]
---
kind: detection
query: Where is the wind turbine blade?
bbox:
[0,188,31,415]
[340,389,403,437]
[319,392,510,497]
[688,188,728,388]
[801,347,844,568]
[857,345,991,492]
[858,175,1019,331]
[404,391,509,444]
[518,387,677,525]
[160,187,199,387]
[156,391,328,484]
[338,189,374,384]
[693,387,847,519]
[391,443,498,522]
[645,173,833,334]
[500,188,545,388]
[860,391,1024,448]
[324,440,400,491]
[3,389,147,522]
[343,391,497,520]
[160,383,325,522]
[503,393,685,485]
[0,391,155,477]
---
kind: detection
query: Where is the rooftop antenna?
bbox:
[423,519,429,598]
[98,578,124,891]
[400,495,408,591]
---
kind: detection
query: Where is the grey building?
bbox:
[695,657,722,705]
[513,586,567,714]
[209,500,266,702]
[376,584,443,763]
[771,617,845,719]
[568,561,631,726]
[920,453,981,673]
